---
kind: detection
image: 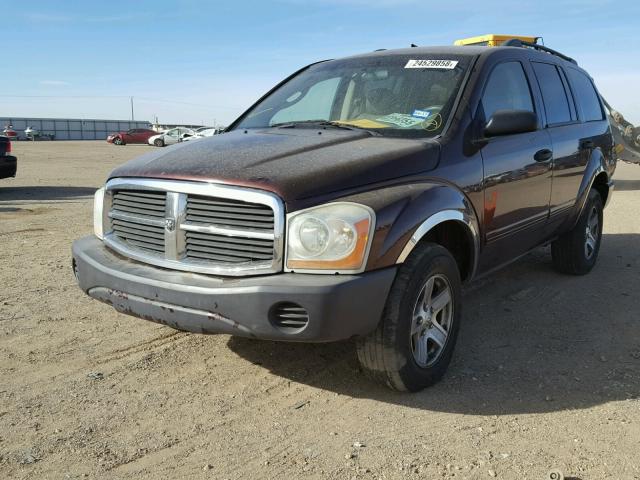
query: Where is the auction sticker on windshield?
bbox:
[405,59,458,69]
[376,113,425,128]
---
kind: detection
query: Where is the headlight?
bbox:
[286,202,375,273]
[93,187,105,240]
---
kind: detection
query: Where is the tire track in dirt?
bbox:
[95,330,187,365]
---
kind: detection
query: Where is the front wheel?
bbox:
[551,189,603,275]
[113,137,124,145]
[356,243,462,392]
[154,138,164,147]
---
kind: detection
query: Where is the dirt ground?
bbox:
[1,141,639,480]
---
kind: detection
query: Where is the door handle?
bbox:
[534,148,553,162]
[581,140,595,149]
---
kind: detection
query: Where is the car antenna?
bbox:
[411,43,419,47]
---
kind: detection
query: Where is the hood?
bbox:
[109,128,440,202]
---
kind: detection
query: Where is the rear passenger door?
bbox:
[477,60,553,269]
[556,67,610,211]
[530,61,584,221]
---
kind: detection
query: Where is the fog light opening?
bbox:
[269,302,310,333]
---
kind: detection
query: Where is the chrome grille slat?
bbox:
[111,226,165,244]
[188,196,271,208]
[185,237,273,254]
[188,207,272,218]
[115,191,167,201]
[186,244,273,260]
[185,214,274,229]
[185,230,273,247]
[112,204,166,218]
[123,238,165,252]
[103,179,284,276]
[114,199,166,211]
[113,231,165,247]
[183,249,264,263]
[111,219,164,235]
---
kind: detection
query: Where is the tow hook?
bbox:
[546,469,564,480]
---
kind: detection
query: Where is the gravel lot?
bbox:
[1,141,639,480]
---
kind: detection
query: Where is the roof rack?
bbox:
[501,38,577,65]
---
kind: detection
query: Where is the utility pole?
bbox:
[130,96,134,121]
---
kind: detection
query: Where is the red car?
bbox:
[107,128,157,145]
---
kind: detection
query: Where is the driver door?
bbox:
[478,60,553,271]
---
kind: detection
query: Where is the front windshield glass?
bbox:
[235,55,471,138]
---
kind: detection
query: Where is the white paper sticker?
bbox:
[405,59,458,69]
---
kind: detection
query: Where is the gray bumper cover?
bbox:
[72,236,396,342]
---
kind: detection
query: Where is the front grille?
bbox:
[185,195,274,231]
[103,180,283,276]
[110,190,167,254]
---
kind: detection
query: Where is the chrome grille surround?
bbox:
[102,178,285,276]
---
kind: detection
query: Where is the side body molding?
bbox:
[395,209,480,279]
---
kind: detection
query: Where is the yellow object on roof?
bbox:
[454,34,539,47]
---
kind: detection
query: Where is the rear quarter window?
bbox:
[567,68,604,122]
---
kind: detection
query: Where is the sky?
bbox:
[2,0,640,126]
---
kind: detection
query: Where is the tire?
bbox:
[356,243,462,392]
[551,189,603,275]
[113,137,124,145]
[154,138,164,147]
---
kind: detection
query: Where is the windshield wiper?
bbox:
[270,119,329,128]
[269,120,378,134]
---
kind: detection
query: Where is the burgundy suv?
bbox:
[74,41,616,392]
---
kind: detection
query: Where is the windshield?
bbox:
[235,54,471,138]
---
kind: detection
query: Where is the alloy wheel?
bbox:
[584,205,599,259]
[410,274,454,367]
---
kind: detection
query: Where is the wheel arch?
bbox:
[573,148,612,226]
[334,182,481,282]
[395,210,479,282]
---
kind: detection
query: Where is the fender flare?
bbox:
[395,209,480,280]
[573,148,610,225]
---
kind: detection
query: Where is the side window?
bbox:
[270,77,341,125]
[532,62,572,125]
[481,61,534,120]
[567,69,604,122]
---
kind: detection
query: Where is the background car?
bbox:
[25,126,55,141]
[2,125,18,140]
[182,127,218,141]
[148,127,195,147]
[107,128,158,145]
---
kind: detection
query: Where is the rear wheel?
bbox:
[154,138,164,147]
[356,243,461,392]
[551,189,603,275]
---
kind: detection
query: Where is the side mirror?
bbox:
[484,110,538,137]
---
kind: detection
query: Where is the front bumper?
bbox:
[72,236,396,342]
[0,155,17,179]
